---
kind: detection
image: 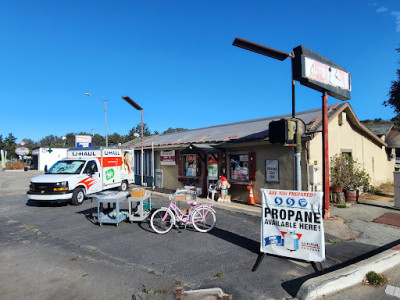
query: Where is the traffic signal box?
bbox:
[268,119,296,145]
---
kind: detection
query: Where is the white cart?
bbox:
[127,191,153,223]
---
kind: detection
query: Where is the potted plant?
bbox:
[330,154,370,202]
[330,154,351,193]
[344,166,370,201]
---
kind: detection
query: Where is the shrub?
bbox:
[330,154,370,191]
[365,271,384,286]
[369,186,382,195]
[6,161,27,170]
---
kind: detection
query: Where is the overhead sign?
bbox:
[15,147,30,156]
[160,150,176,165]
[293,45,351,101]
[75,135,92,148]
[260,189,325,262]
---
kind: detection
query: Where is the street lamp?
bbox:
[62,136,67,147]
[121,96,144,186]
[232,37,295,117]
[232,37,303,191]
[85,93,108,147]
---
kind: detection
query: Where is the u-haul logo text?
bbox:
[104,150,120,156]
[70,151,97,157]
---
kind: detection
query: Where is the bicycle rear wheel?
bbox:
[150,208,174,234]
[191,206,216,233]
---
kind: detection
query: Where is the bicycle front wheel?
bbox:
[150,208,174,234]
[191,206,216,233]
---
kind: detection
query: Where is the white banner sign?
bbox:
[260,189,325,262]
[266,160,279,183]
[75,135,92,148]
[160,150,176,165]
[155,169,163,188]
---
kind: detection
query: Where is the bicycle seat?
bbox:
[188,201,197,206]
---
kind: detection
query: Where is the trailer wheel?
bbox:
[119,180,128,192]
[71,188,85,205]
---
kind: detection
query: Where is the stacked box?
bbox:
[130,189,145,198]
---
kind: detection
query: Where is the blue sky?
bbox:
[1,0,400,143]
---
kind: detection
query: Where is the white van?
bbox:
[27,147,134,205]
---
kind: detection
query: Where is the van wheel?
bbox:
[71,188,85,205]
[119,180,128,192]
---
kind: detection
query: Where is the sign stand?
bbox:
[252,252,324,274]
[310,261,324,274]
[255,189,326,273]
[252,253,266,272]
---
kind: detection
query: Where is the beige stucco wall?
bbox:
[308,110,395,188]
[154,150,206,192]
[155,151,181,190]
[155,144,307,203]
[225,143,308,203]
[152,109,394,202]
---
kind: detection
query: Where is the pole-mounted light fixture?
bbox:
[85,93,108,147]
[122,95,144,186]
[232,37,292,61]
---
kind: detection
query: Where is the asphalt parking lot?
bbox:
[1,170,400,300]
[0,171,313,299]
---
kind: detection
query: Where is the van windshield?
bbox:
[47,160,86,174]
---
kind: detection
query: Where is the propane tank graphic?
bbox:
[284,231,299,251]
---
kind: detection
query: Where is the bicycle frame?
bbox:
[162,199,214,229]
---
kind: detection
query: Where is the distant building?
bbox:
[366,123,400,170]
[124,103,395,204]
[31,147,68,171]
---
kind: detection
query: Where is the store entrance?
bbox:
[207,155,219,188]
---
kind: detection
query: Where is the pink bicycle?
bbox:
[150,194,216,234]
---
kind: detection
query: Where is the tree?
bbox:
[92,134,105,146]
[108,133,124,146]
[162,127,188,134]
[360,118,390,126]
[383,47,400,114]
[390,115,400,128]
[0,135,4,151]
[39,135,60,147]
[63,133,76,147]
[4,133,17,159]
[22,138,39,152]
[128,123,152,139]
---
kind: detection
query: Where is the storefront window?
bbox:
[230,154,249,182]
[183,154,197,177]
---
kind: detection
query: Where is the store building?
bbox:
[124,103,395,204]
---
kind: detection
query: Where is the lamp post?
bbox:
[121,96,144,186]
[232,38,295,117]
[85,93,108,147]
[232,37,302,191]
[62,136,67,147]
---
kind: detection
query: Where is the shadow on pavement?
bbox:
[26,199,68,207]
[208,227,259,254]
[281,238,400,297]
[76,207,98,225]
[357,201,400,211]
